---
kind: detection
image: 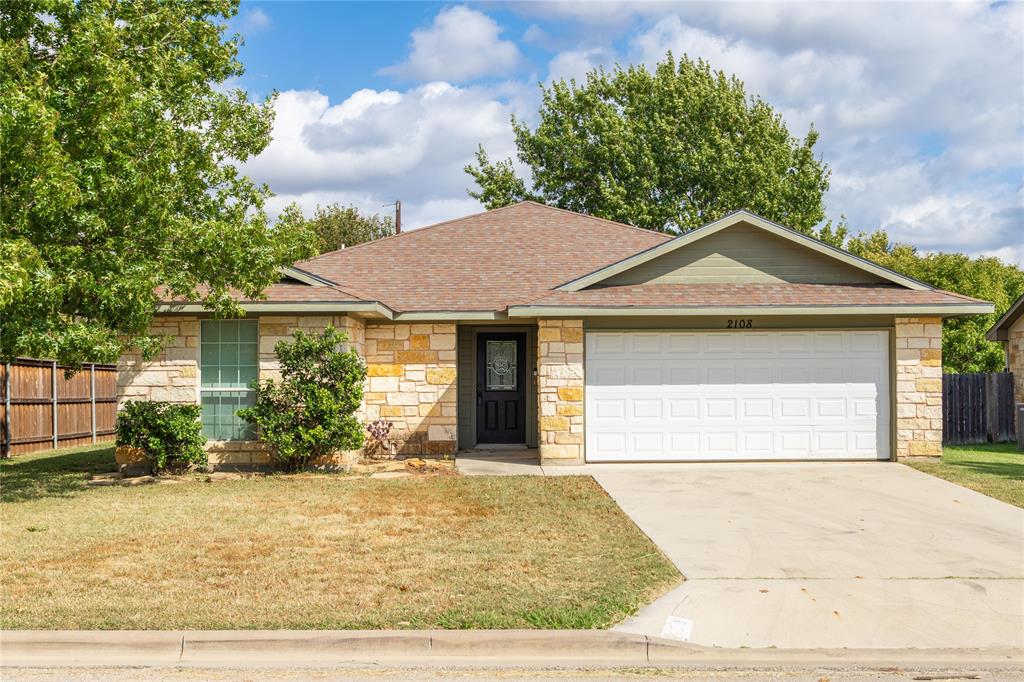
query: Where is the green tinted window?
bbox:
[200,320,258,440]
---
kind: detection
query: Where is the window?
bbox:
[200,320,258,440]
[485,339,517,391]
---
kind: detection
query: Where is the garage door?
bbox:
[585,330,890,461]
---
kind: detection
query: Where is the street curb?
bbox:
[1,630,1021,669]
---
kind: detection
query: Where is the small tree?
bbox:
[239,326,366,469]
[280,202,396,256]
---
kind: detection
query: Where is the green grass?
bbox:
[1,443,118,503]
[0,445,680,630]
[906,443,1024,508]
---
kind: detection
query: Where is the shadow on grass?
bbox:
[954,459,1024,481]
[0,445,116,503]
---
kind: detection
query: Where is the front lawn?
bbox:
[906,443,1024,509]
[0,445,679,630]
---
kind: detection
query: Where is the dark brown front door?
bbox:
[476,332,527,443]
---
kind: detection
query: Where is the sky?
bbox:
[229,1,1023,265]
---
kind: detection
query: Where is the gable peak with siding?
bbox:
[559,210,931,292]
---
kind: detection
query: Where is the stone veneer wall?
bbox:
[1009,328,1024,405]
[362,322,457,457]
[118,314,364,467]
[537,319,584,464]
[894,316,943,458]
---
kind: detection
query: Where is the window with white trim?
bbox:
[200,320,258,440]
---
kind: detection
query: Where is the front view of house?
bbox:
[118,202,992,466]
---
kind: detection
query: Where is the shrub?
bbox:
[116,401,207,473]
[239,326,366,470]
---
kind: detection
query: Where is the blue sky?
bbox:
[230,1,1023,264]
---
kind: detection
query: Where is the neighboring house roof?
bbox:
[986,293,1024,342]
[156,202,994,319]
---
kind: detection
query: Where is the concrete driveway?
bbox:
[588,462,1024,649]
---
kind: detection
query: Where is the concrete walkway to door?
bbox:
[593,462,1024,649]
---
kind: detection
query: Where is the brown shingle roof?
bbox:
[518,283,987,309]
[156,202,992,316]
[294,201,671,311]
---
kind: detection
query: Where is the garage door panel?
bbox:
[706,335,741,353]
[630,333,664,354]
[815,398,847,419]
[593,399,625,420]
[668,399,699,419]
[585,330,890,462]
[631,432,664,456]
[591,333,626,355]
[705,432,738,454]
[667,432,700,456]
[666,333,701,354]
[631,399,662,419]
[813,332,846,352]
[705,366,737,384]
[741,398,773,419]
[630,365,663,385]
[668,366,699,384]
[741,333,774,353]
[705,398,737,419]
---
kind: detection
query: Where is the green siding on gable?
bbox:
[601,222,888,286]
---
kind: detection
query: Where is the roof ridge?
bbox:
[519,200,674,240]
[298,201,532,264]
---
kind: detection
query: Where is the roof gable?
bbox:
[558,210,930,292]
[986,293,1024,341]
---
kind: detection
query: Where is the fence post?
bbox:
[3,362,10,458]
[90,363,97,444]
[51,360,58,449]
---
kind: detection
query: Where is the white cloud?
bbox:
[235,7,272,35]
[246,83,530,229]
[547,48,614,83]
[381,6,521,83]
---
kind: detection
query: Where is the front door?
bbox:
[476,332,527,443]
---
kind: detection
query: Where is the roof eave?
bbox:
[155,300,395,318]
[507,303,995,318]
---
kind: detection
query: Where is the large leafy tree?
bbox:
[280,203,396,256]
[819,226,1024,373]
[1,0,313,367]
[466,53,830,234]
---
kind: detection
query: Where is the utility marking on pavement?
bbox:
[660,616,693,642]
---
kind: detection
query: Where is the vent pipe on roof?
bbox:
[383,200,402,234]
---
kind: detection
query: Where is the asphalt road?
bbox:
[4,666,1023,681]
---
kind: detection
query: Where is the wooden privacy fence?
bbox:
[942,372,1016,445]
[1,359,117,457]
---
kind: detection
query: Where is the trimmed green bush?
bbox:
[116,401,207,473]
[239,326,366,470]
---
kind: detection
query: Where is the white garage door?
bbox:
[585,330,890,461]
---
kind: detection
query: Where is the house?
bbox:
[117,202,993,466]
[986,293,1024,405]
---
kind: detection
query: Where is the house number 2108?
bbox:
[726,319,753,329]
